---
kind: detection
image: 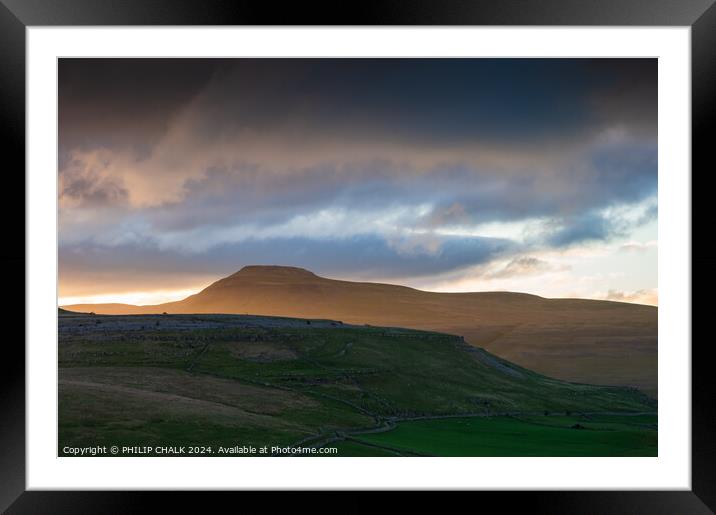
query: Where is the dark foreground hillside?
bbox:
[58,312,657,457]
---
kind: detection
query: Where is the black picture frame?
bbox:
[1,0,712,512]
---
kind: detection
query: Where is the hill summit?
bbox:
[233,265,318,278]
[221,265,319,283]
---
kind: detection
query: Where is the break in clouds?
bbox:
[59,59,657,303]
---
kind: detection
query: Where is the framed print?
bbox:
[2,0,713,512]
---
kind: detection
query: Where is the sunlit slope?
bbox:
[64,265,657,396]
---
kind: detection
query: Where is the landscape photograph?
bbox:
[58,58,658,457]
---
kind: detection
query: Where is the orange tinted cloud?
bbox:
[605,288,658,306]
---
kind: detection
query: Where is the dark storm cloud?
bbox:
[586,59,658,135]
[59,58,656,152]
[181,59,594,144]
[59,59,221,153]
[58,58,657,292]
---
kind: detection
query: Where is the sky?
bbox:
[58,58,657,306]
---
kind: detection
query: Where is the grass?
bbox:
[58,314,657,457]
[350,415,658,457]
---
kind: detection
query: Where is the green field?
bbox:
[58,313,657,457]
[343,415,657,457]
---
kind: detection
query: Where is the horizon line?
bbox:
[58,265,658,308]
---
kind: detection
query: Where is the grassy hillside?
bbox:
[64,266,658,396]
[59,313,656,457]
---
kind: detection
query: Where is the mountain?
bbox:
[63,265,658,396]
